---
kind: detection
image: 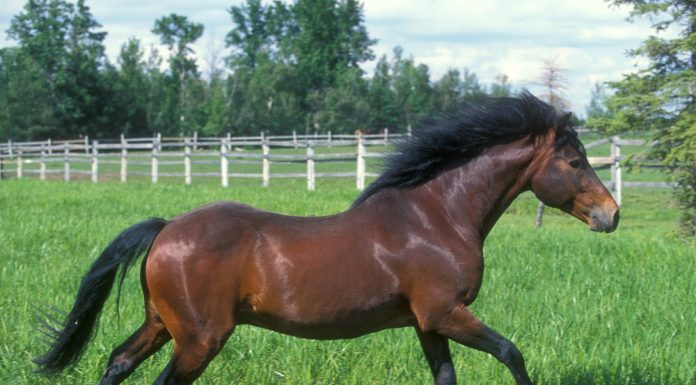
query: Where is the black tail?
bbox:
[34,217,168,374]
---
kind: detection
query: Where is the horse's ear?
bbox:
[556,112,572,129]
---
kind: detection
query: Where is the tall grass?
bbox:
[0,179,693,384]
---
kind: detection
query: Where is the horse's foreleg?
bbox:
[415,328,457,385]
[436,306,533,385]
[99,316,171,385]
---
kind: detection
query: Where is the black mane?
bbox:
[353,92,584,206]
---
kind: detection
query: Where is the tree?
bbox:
[152,13,204,133]
[367,55,397,131]
[585,82,610,125]
[5,0,111,138]
[590,0,696,235]
[226,0,275,69]
[392,47,433,131]
[433,69,462,114]
[460,68,488,105]
[533,58,570,227]
[489,74,512,98]
[311,67,371,134]
[111,38,149,136]
[534,58,570,110]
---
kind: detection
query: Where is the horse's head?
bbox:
[529,113,619,233]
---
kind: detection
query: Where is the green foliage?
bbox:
[0,0,522,141]
[589,0,696,235]
[152,13,205,135]
[2,0,112,139]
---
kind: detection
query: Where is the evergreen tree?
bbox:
[590,0,696,235]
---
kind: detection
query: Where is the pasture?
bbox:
[0,179,693,385]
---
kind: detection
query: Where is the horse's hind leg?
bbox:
[415,328,457,385]
[436,306,533,385]
[153,325,235,385]
[99,311,171,385]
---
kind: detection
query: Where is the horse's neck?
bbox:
[414,140,537,240]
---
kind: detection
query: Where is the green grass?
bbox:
[0,179,693,385]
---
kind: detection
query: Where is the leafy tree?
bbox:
[585,82,610,124]
[433,69,463,114]
[6,0,111,138]
[392,47,433,130]
[145,47,178,135]
[152,13,204,134]
[489,74,512,98]
[0,47,58,139]
[460,68,488,105]
[590,0,696,235]
[311,67,371,134]
[226,0,275,68]
[367,55,398,131]
[110,38,149,136]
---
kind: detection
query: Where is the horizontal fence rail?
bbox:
[0,131,673,205]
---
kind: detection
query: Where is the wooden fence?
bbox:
[0,131,673,206]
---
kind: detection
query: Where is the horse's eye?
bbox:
[569,159,581,169]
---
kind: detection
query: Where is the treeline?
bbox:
[0,0,513,141]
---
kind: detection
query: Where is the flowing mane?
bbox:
[353,92,584,206]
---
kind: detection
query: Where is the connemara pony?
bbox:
[35,93,619,385]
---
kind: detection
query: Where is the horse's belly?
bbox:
[237,297,415,339]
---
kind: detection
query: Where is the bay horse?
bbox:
[35,93,619,385]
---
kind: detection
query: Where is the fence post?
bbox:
[356,133,366,190]
[221,139,229,188]
[17,148,22,179]
[91,140,98,183]
[84,136,89,154]
[47,138,52,155]
[293,130,298,148]
[384,128,389,144]
[307,141,315,191]
[193,131,198,151]
[328,131,332,148]
[39,144,46,181]
[120,134,127,182]
[407,125,412,137]
[63,143,70,182]
[7,140,12,157]
[611,136,622,206]
[151,136,159,183]
[262,141,270,187]
[184,138,192,185]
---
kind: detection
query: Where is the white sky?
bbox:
[0,0,658,116]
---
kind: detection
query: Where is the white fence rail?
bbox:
[0,131,672,205]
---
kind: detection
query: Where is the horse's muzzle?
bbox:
[589,206,620,233]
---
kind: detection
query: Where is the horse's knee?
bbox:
[498,340,525,367]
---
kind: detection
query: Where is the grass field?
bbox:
[0,178,694,385]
